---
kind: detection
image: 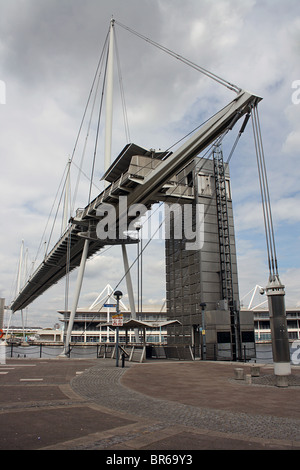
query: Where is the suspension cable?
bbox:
[34,31,110,266]
[226,112,251,164]
[34,161,69,265]
[73,31,109,210]
[251,104,278,279]
[88,43,108,204]
[115,20,241,94]
[114,27,131,143]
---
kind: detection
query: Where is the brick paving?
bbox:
[72,361,300,446]
[0,357,299,450]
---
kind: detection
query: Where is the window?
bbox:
[287,320,298,329]
[198,173,212,196]
[288,331,298,339]
[217,331,231,343]
[259,321,270,329]
[225,179,231,199]
[187,172,194,187]
[242,331,255,343]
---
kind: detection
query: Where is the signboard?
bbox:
[112,314,123,326]
[104,303,115,308]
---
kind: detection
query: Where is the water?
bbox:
[2,342,300,365]
[4,344,99,360]
[254,343,274,364]
[254,342,300,366]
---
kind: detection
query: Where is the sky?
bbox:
[0,0,299,328]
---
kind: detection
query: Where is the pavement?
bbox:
[0,357,299,451]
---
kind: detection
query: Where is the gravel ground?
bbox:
[71,362,300,442]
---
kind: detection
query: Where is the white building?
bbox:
[253,307,300,343]
[59,304,168,344]
[58,285,168,344]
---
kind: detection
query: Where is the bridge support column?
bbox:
[266,276,291,376]
[122,245,139,343]
[61,239,89,357]
[0,299,4,331]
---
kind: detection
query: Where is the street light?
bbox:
[200,302,207,360]
[113,290,123,367]
[134,222,142,318]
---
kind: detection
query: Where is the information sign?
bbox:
[112,314,123,326]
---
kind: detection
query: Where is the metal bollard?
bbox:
[121,352,125,368]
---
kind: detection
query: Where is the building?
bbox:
[253,307,300,343]
[165,148,255,360]
[59,304,168,344]
[34,328,63,343]
[2,326,63,343]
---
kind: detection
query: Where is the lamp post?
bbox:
[114,290,123,367]
[200,302,207,360]
[135,222,142,318]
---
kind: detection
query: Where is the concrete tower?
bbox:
[165,148,255,360]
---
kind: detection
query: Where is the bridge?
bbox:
[8,20,291,374]
[10,90,259,314]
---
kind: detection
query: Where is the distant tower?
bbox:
[165,146,255,360]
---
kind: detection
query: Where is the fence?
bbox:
[2,341,297,365]
[5,343,96,359]
[148,344,194,361]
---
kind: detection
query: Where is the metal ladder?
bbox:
[213,144,241,360]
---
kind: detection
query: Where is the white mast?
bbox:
[104,18,139,343]
[16,240,24,294]
[63,238,89,354]
[104,18,115,182]
[62,159,71,234]
[62,19,117,356]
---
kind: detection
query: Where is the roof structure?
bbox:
[99,319,181,329]
[101,143,169,183]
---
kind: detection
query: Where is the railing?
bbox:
[148,344,194,361]
[3,341,298,365]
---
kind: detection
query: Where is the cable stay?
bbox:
[251,104,279,280]
[250,104,291,375]
[115,20,242,94]
[114,28,131,143]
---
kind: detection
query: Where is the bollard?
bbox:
[121,352,126,368]
[245,374,252,384]
[251,365,260,377]
[234,368,244,380]
[276,375,289,388]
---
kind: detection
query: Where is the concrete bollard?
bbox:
[251,365,260,377]
[276,375,289,388]
[245,374,252,384]
[234,368,244,380]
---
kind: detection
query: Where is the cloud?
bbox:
[282,268,300,308]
